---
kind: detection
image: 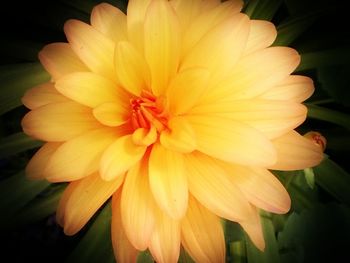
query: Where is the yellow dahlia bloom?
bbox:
[21,0,323,262]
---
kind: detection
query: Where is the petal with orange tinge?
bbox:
[144,0,181,96]
[240,206,265,251]
[64,19,116,81]
[55,72,129,109]
[181,13,249,84]
[185,152,253,221]
[44,128,125,182]
[269,130,324,171]
[259,75,315,103]
[132,126,157,146]
[243,20,277,55]
[149,209,181,263]
[93,102,129,127]
[91,3,127,43]
[22,82,70,110]
[149,143,188,219]
[38,43,88,81]
[181,195,225,263]
[121,161,156,250]
[186,115,277,166]
[190,99,307,139]
[26,142,62,180]
[58,173,124,236]
[111,191,139,263]
[115,41,151,96]
[21,102,101,142]
[100,135,147,181]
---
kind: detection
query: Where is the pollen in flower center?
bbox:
[130,89,168,132]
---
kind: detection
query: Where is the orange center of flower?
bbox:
[130,90,168,132]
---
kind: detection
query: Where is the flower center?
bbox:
[130,90,168,132]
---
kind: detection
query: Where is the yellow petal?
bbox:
[269,130,324,171]
[22,102,101,141]
[22,82,70,110]
[144,0,181,96]
[121,161,156,250]
[132,126,157,146]
[93,102,129,127]
[44,128,125,182]
[115,41,151,96]
[160,117,196,153]
[224,164,291,214]
[59,173,124,235]
[56,182,76,227]
[149,209,181,263]
[190,100,307,139]
[181,195,225,263]
[149,143,188,219]
[239,206,265,251]
[126,0,152,53]
[181,0,243,57]
[112,190,139,263]
[185,152,253,221]
[259,75,315,103]
[55,72,129,108]
[167,68,210,115]
[26,142,62,180]
[186,115,277,166]
[38,43,88,81]
[100,135,147,181]
[64,19,116,81]
[181,13,249,84]
[202,47,300,103]
[91,3,127,43]
[243,20,277,55]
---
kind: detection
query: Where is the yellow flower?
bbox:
[21,0,324,262]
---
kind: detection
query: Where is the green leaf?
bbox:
[179,247,195,263]
[314,158,350,205]
[0,171,50,226]
[0,132,42,158]
[306,104,350,130]
[0,63,50,115]
[229,241,247,263]
[273,10,322,46]
[244,0,282,20]
[303,168,315,189]
[66,202,115,263]
[137,250,154,263]
[0,40,42,62]
[296,47,350,71]
[245,212,280,263]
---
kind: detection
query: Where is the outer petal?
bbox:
[64,20,116,81]
[186,115,277,166]
[91,3,127,43]
[44,127,126,182]
[114,41,151,96]
[167,68,210,115]
[26,142,62,180]
[181,195,225,263]
[144,0,181,96]
[149,209,181,263]
[22,82,70,110]
[55,72,129,109]
[185,152,253,221]
[58,173,124,235]
[240,206,265,251]
[38,43,88,81]
[202,47,301,102]
[269,130,323,171]
[224,165,291,214]
[259,75,315,103]
[149,143,188,219]
[93,102,129,127]
[190,100,307,139]
[126,0,152,53]
[121,161,156,250]
[112,190,139,263]
[22,102,101,141]
[100,135,147,181]
[243,20,277,55]
[181,13,249,84]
